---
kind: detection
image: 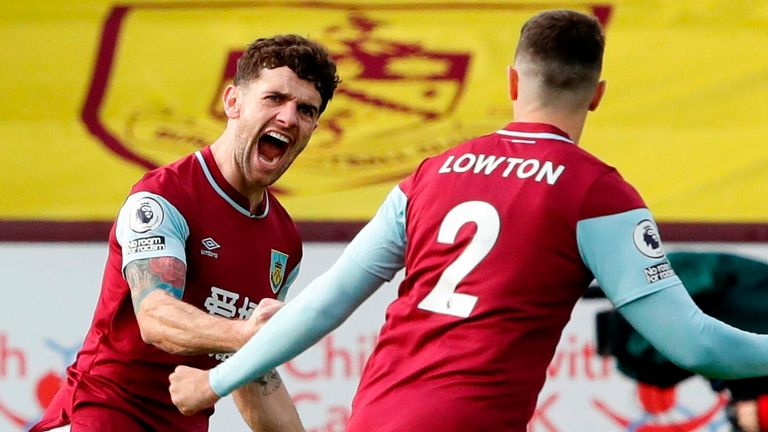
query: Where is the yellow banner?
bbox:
[1,1,767,224]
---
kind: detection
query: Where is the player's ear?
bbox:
[508,66,519,101]
[223,84,241,119]
[589,80,606,111]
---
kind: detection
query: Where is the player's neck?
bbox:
[512,106,588,144]
[209,138,267,213]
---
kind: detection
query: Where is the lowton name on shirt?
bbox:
[438,153,565,185]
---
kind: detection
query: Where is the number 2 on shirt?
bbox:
[417,201,500,318]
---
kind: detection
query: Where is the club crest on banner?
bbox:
[82,2,611,220]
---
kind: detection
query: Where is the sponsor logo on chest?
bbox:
[200,237,220,258]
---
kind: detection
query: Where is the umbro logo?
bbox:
[201,237,220,258]
[202,237,220,250]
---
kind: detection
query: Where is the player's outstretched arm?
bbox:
[169,185,406,410]
[206,185,407,398]
[209,253,385,397]
[126,256,281,355]
[167,255,385,414]
[232,372,304,432]
[578,207,768,379]
[618,285,768,379]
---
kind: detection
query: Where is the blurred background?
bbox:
[1,0,767,430]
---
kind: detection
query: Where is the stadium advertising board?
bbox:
[3,242,768,431]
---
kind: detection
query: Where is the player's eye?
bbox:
[298,105,318,119]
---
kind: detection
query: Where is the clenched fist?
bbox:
[169,365,219,415]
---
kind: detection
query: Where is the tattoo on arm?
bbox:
[256,370,283,396]
[125,257,187,312]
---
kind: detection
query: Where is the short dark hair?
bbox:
[235,34,341,114]
[515,10,604,90]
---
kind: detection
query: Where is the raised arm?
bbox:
[118,192,279,355]
[170,185,409,414]
[170,243,389,414]
[578,208,768,378]
[126,256,280,354]
[618,283,768,378]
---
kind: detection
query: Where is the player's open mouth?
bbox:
[257,131,290,166]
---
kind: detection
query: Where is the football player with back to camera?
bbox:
[169,10,768,432]
[31,34,339,432]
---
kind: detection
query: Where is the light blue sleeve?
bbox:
[578,208,768,378]
[577,208,680,307]
[115,192,189,273]
[345,185,407,280]
[208,186,408,396]
[619,283,768,378]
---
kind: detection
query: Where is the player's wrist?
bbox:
[208,368,228,398]
[233,318,254,350]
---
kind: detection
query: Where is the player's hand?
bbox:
[240,298,284,345]
[169,365,220,415]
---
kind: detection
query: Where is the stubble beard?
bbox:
[232,133,261,189]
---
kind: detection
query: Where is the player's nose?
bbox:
[275,101,298,128]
